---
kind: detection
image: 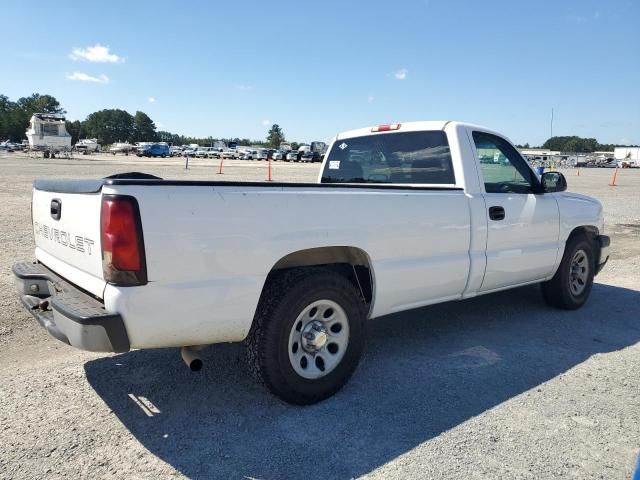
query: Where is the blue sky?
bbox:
[1,0,638,145]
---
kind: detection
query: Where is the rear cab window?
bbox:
[321,130,455,185]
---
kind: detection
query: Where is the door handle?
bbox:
[489,206,505,221]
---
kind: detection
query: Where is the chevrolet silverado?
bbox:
[13,121,610,404]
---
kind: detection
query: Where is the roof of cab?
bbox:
[335,120,495,140]
[336,121,449,140]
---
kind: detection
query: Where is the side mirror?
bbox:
[541,171,567,193]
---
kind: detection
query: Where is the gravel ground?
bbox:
[0,152,639,479]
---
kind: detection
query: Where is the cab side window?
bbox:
[473,131,537,194]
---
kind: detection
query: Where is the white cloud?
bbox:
[66,72,109,84]
[148,97,156,103]
[70,44,124,63]
[367,95,375,103]
[236,84,253,91]
[262,119,271,126]
[394,68,408,80]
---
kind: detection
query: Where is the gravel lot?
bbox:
[1,152,639,479]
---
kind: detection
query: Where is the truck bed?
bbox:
[33,178,463,193]
[31,176,471,348]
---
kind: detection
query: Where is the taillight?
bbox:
[101,195,147,286]
[371,123,401,132]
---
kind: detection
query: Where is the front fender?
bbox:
[556,192,603,242]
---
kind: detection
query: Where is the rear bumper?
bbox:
[12,261,130,353]
[596,235,610,275]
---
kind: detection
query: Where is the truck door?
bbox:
[472,131,560,292]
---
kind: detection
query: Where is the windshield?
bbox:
[321,130,455,184]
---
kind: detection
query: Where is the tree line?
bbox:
[541,136,636,153]
[1,92,291,148]
[9,92,631,152]
[155,124,290,149]
[518,136,637,153]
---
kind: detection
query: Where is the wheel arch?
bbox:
[566,224,599,242]
[265,246,375,316]
[549,225,601,281]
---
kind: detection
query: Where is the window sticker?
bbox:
[338,142,348,150]
[329,160,341,170]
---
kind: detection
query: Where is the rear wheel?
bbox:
[541,234,595,310]
[245,269,366,405]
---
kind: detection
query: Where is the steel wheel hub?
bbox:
[288,299,350,380]
[302,321,329,352]
[569,249,589,296]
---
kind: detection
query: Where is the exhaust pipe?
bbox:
[181,346,204,372]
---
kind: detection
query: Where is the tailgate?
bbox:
[32,188,106,298]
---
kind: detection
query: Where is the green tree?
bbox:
[0,95,15,140]
[65,120,83,144]
[16,93,65,116]
[266,123,285,148]
[157,130,183,145]
[0,93,66,141]
[542,136,598,153]
[132,111,157,142]
[83,109,134,144]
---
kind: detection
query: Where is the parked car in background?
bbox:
[300,151,321,163]
[222,149,238,159]
[195,147,210,158]
[286,151,301,162]
[182,147,197,157]
[239,149,257,160]
[110,143,133,155]
[136,143,170,158]
[170,146,183,157]
[272,150,286,161]
[0,141,26,152]
[255,149,269,161]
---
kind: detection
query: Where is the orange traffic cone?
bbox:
[609,167,618,186]
[266,157,273,181]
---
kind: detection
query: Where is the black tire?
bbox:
[245,269,366,405]
[541,234,595,310]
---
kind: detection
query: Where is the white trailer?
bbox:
[614,147,640,167]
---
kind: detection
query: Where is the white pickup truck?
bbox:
[13,121,610,404]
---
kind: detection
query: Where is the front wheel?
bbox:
[541,234,595,310]
[245,269,366,405]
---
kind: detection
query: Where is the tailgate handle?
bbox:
[50,199,62,220]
